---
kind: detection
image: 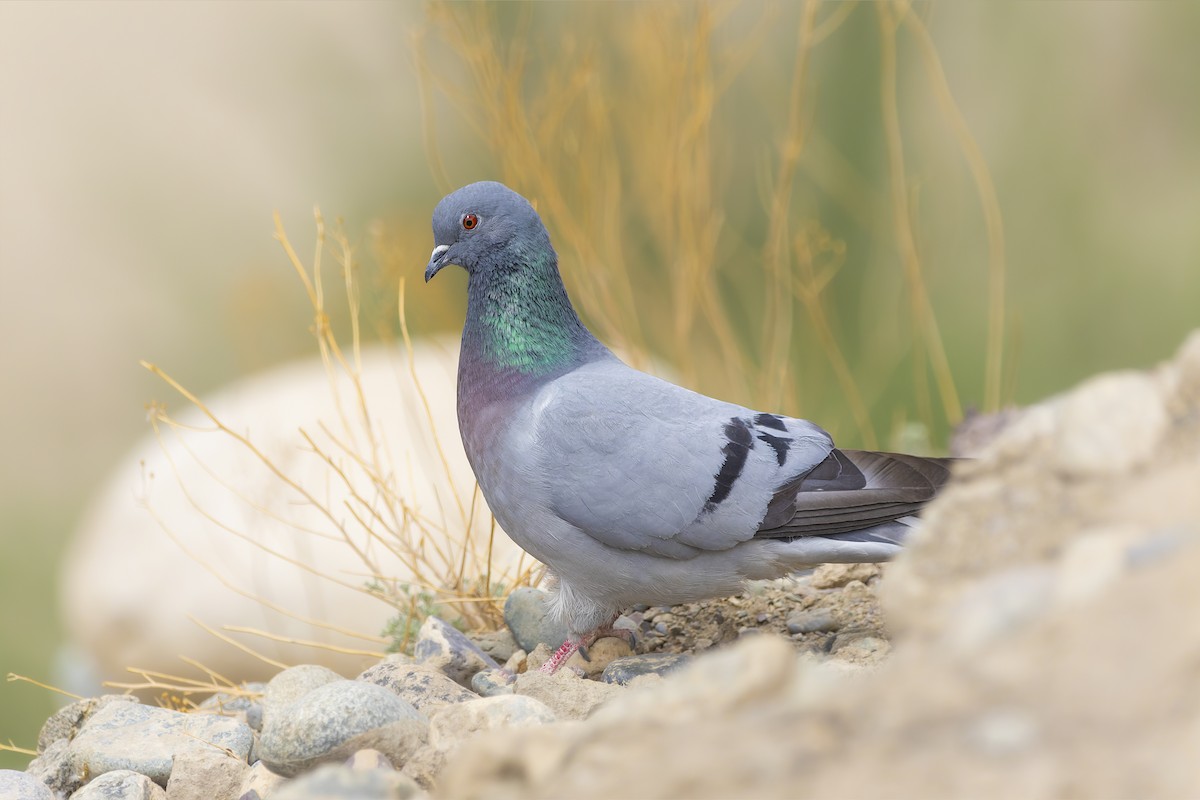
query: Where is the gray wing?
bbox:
[755,448,956,539]
[529,360,835,558]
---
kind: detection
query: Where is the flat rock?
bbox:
[513,671,621,720]
[25,736,84,797]
[428,695,558,754]
[37,694,138,752]
[270,762,424,800]
[358,661,480,711]
[72,769,166,799]
[0,769,55,800]
[413,616,499,688]
[66,701,253,787]
[601,653,690,685]
[163,747,248,800]
[503,588,568,653]
[259,680,425,777]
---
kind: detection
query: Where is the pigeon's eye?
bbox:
[462,213,479,231]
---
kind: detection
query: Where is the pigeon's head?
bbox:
[425,181,552,283]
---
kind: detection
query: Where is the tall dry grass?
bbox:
[411,0,1010,446]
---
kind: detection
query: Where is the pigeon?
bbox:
[425,181,954,673]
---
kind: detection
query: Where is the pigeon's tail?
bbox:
[769,517,922,563]
[755,449,956,562]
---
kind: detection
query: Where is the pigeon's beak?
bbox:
[425,244,451,283]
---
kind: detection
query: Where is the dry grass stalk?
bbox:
[413,1,1010,449]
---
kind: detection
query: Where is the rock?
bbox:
[25,737,84,797]
[259,680,425,777]
[785,609,840,634]
[412,617,499,688]
[37,694,138,751]
[563,637,633,678]
[829,632,889,662]
[382,652,416,666]
[262,665,344,728]
[357,661,480,711]
[469,669,515,697]
[524,643,554,672]
[270,762,424,800]
[399,745,446,791]
[61,341,530,689]
[163,748,248,800]
[66,701,253,787]
[1052,372,1168,478]
[72,769,166,799]
[502,650,527,673]
[601,653,690,685]
[427,695,558,754]
[437,636,822,799]
[345,748,395,770]
[471,629,518,663]
[1053,527,1136,605]
[810,563,881,589]
[503,588,568,653]
[942,566,1057,653]
[235,761,286,799]
[0,769,55,800]
[197,684,266,731]
[512,670,622,720]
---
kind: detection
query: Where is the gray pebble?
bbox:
[358,661,480,711]
[470,668,515,697]
[471,628,519,662]
[163,747,249,800]
[71,769,165,799]
[0,769,55,800]
[503,588,569,653]
[25,737,84,797]
[414,616,499,687]
[66,701,253,787]
[785,609,841,635]
[262,665,343,729]
[601,653,690,685]
[258,680,424,777]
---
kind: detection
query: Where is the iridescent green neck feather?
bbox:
[460,251,606,388]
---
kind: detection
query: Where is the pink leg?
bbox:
[539,637,582,674]
[539,615,637,674]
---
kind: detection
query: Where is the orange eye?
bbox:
[462,213,479,230]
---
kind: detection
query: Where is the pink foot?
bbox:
[539,638,581,674]
[538,617,637,674]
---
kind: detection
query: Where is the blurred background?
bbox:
[2,1,1197,766]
